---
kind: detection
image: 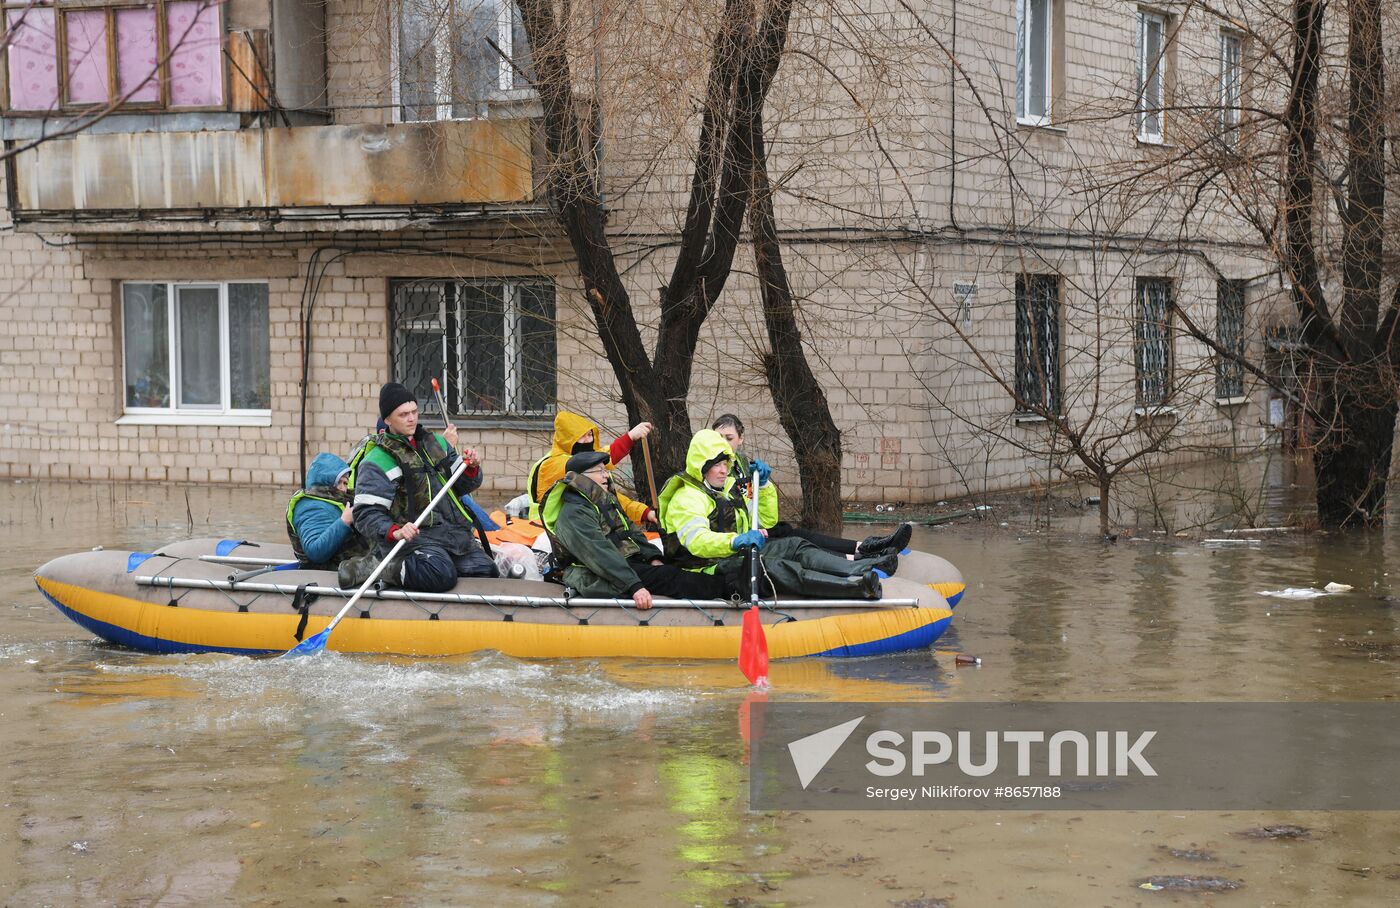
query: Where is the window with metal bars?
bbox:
[389,278,556,420]
[1135,277,1172,407]
[1014,274,1061,414]
[1215,278,1246,399]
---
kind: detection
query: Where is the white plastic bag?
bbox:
[494,541,543,581]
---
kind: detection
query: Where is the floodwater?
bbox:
[5,478,1400,906]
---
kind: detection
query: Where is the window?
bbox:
[1136,9,1168,142]
[1216,278,1246,399]
[4,0,223,113]
[396,0,534,121]
[389,278,556,419]
[1016,0,1053,125]
[1219,30,1242,144]
[1015,274,1061,413]
[1134,277,1172,407]
[121,282,269,415]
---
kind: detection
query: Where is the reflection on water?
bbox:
[5,478,1400,904]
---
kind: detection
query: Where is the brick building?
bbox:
[0,0,1283,505]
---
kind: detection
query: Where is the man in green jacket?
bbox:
[542,450,725,608]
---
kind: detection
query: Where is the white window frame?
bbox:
[1136,9,1168,143]
[390,0,530,123]
[1219,29,1242,143]
[1016,0,1053,126]
[117,280,272,426]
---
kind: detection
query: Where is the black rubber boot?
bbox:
[869,552,900,576]
[797,570,883,601]
[858,523,912,556]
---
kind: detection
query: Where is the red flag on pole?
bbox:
[739,605,769,688]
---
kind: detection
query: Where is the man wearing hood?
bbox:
[287,452,371,570]
[526,412,656,525]
[657,429,896,600]
[541,450,725,608]
[352,382,498,592]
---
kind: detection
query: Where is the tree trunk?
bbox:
[1098,474,1112,539]
[1311,364,1396,527]
[749,109,843,533]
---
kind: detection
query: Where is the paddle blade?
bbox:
[739,605,769,688]
[281,628,329,658]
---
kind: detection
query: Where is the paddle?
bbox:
[281,458,469,657]
[431,377,493,556]
[748,460,761,605]
[640,435,660,524]
[738,461,769,687]
[430,377,450,424]
[739,605,769,688]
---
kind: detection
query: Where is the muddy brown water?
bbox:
[4,479,1400,906]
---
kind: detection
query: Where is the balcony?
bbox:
[8,117,540,232]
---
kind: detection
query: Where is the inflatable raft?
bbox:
[34,539,961,660]
[156,536,968,608]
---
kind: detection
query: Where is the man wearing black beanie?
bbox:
[349,382,499,591]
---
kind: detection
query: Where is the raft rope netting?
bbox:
[141,553,804,629]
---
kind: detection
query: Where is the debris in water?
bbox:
[70,841,88,852]
[954,653,981,666]
[889,898,950,908]
[1135,875,1242,892]
[1158,845,1219,862]
[1258,588,1329,600]
[1324,582,1353,593]
[1236,824,1313,840]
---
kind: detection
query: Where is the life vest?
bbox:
[526,454,548,520]
[656,471,739,569]
[359,429,475,529]
[284,486,371,569]
[539,472,643,568]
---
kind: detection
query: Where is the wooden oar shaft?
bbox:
[315,458,469,641]
[640,436,659,516]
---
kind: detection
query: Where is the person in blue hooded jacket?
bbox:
[286,452,371,570]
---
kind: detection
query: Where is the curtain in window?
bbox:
[123,284,169,408]
[176,286,221,406]
[229,284,270,409]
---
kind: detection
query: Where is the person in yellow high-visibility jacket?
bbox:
[656,429,895,599]
[526,411,656,525]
